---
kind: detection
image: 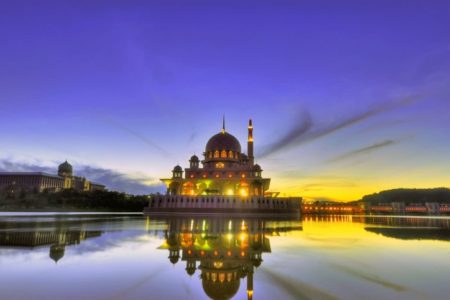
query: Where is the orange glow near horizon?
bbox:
[268,173,450,202]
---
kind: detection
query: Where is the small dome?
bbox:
[206,132,241,153]
[190,155,199,162]
[49,245,65,263]
[252,257,263,267]
[58,161,73,176]
[186,266,196,276]
[252,164,262,171]
[173,165,183,172]
[169,255,180,265]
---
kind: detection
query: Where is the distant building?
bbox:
[0,161,105,193]
[368,202,450,215]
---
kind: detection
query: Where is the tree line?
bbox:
[0,189,151,212]
[360,188,450,204]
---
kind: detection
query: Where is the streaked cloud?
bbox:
[327,140,396,163]
[259,96,419,157]
[101,117,171,158]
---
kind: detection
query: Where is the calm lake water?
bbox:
[0,213,449,300]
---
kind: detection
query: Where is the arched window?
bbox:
[214,150,219,158]
[228,150,234,158]
[221,150,227,158]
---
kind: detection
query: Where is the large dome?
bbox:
[206,132,241,153]
[202,275,240,300]
[58,160,73,176]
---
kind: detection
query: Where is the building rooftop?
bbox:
[0,172,63,179]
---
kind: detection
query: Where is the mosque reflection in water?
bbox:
[0,214,449,300]
[156,218,301,300]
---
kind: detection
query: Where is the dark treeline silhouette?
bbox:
[360,188,450,204]
[0,189,150,212]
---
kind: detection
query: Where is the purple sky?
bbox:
[1,1,450,200]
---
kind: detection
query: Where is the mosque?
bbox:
[145,118,301,217]
[161,118,269,197]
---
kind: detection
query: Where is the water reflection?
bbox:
[154,218,301,300]
[0,230,102,263]
[360,216,450,241]
[0,213,139,264]
[0,214,449,300]
[302,215,450,241]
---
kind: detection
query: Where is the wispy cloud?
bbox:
[302,181,356,192]
[0,159,164,195]
[327,140,397,163]
[259,96,420,157]
[101,117,171,158]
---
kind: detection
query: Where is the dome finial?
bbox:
[222,115,226,133]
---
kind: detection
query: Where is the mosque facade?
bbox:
[161,119,269,197]
[145,119,301,217]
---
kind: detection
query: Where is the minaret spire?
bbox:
[248,118,254,165]
[222,115,226,133]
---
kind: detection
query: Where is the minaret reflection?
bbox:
[158,218,302,300]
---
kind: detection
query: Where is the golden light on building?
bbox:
[159,118,270,197]
[239,188,248,197]
[248,290,254,300]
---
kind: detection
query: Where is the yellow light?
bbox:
[227,250,232,256]
[239,232,248,242]
[241,220,246,230]
[145,217,151,231]
[214,250,219,256]
[228,220,232,231]
[239,189,248,197]
[227,189,234,196]
[213,261,223,268]
[240,251,245,257]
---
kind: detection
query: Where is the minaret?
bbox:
[222,115,226,133]
[247,266,254,300]
[247,119,254,165]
